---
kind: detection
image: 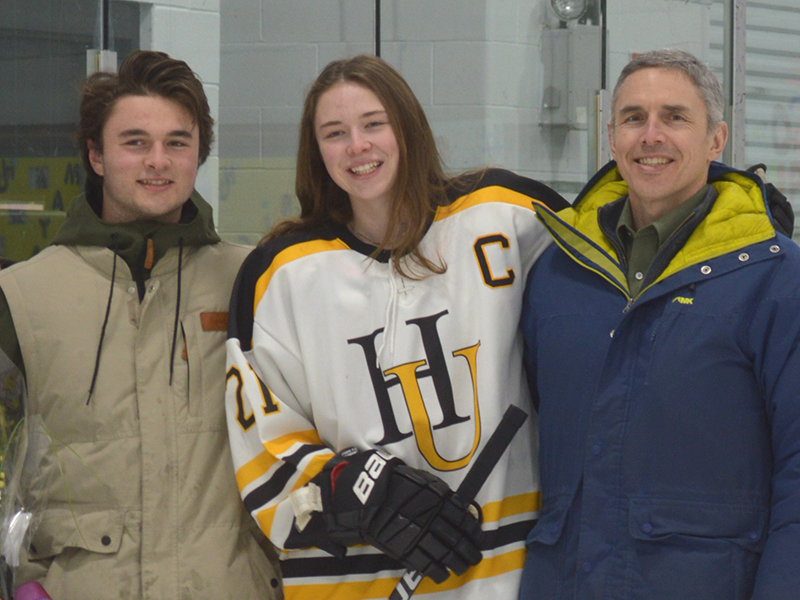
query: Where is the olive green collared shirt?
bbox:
[616,185,711,297]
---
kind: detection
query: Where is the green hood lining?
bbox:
[536,166,776,296]
[51,189,221,278]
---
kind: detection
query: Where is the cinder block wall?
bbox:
[134,0,222,217]
[216,0,712,243]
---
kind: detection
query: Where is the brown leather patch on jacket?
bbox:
[201,311,228,332]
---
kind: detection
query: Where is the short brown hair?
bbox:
[78,51,213,190]
[269,54,455,277]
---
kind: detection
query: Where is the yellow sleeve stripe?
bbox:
[235,449,277,492]
[283,547,526,599]
[482,491,542,524]
[293,452,336,491]
[265,429,325,456]
[255,504,279,542]
[254,452,334,540]
[253,238,350,315]
[235,429,327,490]
[434,185,540,221]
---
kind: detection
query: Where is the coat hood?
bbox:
[535,161,778,297]
[51,189,221,273]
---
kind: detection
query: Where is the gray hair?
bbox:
[610,49,725,134]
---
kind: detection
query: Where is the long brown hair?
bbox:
[267,54,464,277]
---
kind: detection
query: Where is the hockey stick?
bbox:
[387,404,529,600]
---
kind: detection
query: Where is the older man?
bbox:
[520,49,800,599]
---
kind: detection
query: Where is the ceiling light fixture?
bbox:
[550,0,588,21]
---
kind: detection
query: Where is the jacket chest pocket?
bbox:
[173,310,228,428]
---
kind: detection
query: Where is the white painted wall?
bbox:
[606,0,712,85]
[128,0,222,216]
[218,0,591,242]
[215,0,722,241]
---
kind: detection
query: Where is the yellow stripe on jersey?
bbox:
[434,185,542,221]
[293,451,335,491]
[283,547,526,600]
[236,429,329,491]
[254,450,334,539]
[255,504,279,540]
[253,238,350,316]
[482,491,542,524]
[265,429,326,456]
[235,449,276,492]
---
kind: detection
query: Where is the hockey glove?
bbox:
[295,448,484,583]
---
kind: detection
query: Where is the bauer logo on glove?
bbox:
[352,451,390,504]
[289,447,484,584]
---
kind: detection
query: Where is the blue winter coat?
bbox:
[520,161,800,600]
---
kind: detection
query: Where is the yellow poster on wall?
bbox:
[0,157,84,263]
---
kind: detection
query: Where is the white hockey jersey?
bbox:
[225,169,567,599]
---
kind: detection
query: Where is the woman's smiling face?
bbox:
[315,82,400,215]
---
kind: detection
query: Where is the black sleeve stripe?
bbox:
[447,168,569,213]
[241,443,328,512]
[280,518,537,579]
[228,227,341,350]
[282,550,403,578]
[283,443,329,468]
[243,462,295,513]
[481,518,536,551]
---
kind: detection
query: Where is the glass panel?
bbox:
[219,0,773,241]
[218,0,605,245]
[743,0,800,239]
[219,0,375,246]
[378,1,603,201]
[0,0,139,262]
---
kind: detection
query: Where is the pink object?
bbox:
[14,582,52,600]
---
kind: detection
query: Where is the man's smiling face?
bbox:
[609,67,727,227]
[89,94,200,224]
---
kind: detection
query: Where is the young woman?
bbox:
[225,55,567,600]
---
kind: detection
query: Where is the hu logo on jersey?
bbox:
[348,309,481,471]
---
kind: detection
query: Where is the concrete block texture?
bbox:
[262,0,373,44]
[221,0,261,44]
[218,158,296,236]
[148,6,220,84]
[390,0,486,41]
[220,45,316,108]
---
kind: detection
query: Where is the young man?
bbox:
[520,49,800,599]
[0,51,282,599]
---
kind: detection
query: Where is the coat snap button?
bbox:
[101,535,112,546]
[701,265,712,275]
[641,522,653,534]
[770,245,780,253]
[738,253,749,262]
